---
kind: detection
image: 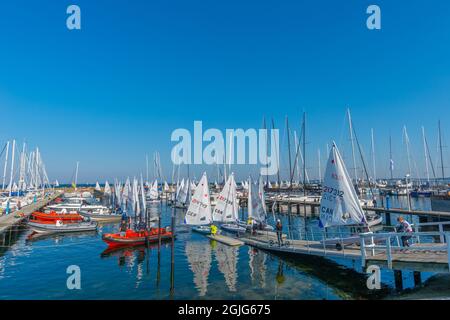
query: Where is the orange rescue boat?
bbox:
[31,211,83,223]
[102,228,174,248]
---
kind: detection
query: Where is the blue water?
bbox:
[0,197,441,299]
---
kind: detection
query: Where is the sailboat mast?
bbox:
[272,118,281,192]
[228,131,233,182]
[146,154,149,184]
[8,139,16,196]
[347,109,358,183]
[75,161,79,190]
[2,141,10,190]
[286,116,293,189]
[371,128,376,183]
[19,142,26,190]
[263,116,269,187]
[424,131,437,183]
[318,149,322,184]
[438,120,445,182]
[302,112,306,197]
[389,134,394,180]
[422,126,430,183]
[403,126,412,178]
[294,132,301,184]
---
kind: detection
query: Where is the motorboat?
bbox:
[27,220,97,234]
[102,227,173,248]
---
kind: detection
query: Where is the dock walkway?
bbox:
[0,191,62,236]
[263,198,450,219]
[240,228,450,273]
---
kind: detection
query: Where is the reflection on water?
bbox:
[185,241,211,296]
[0,196,441,299]
[249,247,267,289]
[213,241,239,292]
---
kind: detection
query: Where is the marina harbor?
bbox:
[2,0,450,303]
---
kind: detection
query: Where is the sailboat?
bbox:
[147,179,160,203]
[175,178,190,208]
[217,173,246,233]
[237,177,274,232]
[185,173,213,233]
[319,143,381,248]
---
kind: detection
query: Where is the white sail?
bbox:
[164,181,170,192]
[95,181,101,191]
[115,180,122,207]
[132,178,140,214]
[176,178,185,201]
[104,181,111,194]
[213,173,238,223]
[185,173,212,225]
[268,181,272,189]
[149,180,159,200]
[177,178,190,205]
[248,177,266,223]
[140,176,146,214]
[258,176,266,213]
[319,143,367,228]
[55,180,60,187]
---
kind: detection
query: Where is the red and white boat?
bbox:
[30,211,83,223]
[102,227,173,248]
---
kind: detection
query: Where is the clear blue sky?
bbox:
[0,0,449,183]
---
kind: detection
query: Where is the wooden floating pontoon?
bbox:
[207,234,244,246]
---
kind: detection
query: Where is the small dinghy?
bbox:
[318,143,383,249]
[237,221,274,232]
[31,210,83,223]
[79,210,122,222]
[221,223,246,234]
[27,220,97,234]
[192,225,211,234]
[102,228,173,248]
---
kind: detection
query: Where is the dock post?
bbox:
[386,237,392,269]
[394,270,403,291]
[446,232,450,272]
[360,234,366,268]
[413,271,421,287]
[385,211,391,226]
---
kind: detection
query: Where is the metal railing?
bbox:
[360,229,450,271]
[246,227,365,259]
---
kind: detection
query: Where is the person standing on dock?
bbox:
[211,224,218,236]
[276,219,283,246]
[396,216,413,247]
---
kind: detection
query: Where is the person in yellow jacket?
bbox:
[210,224,218,236]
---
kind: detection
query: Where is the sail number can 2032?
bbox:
[322,186,344,198]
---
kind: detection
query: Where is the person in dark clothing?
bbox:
[276,219,283,246]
